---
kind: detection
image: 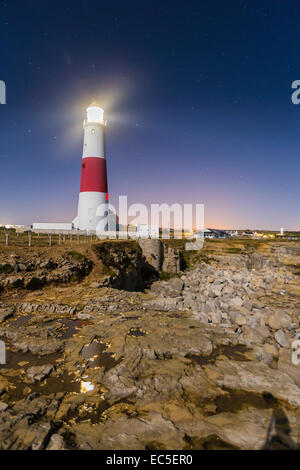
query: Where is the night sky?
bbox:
[1,0,299,229]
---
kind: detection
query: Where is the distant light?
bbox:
[86,105,104,124]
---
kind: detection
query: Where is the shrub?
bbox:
[159,271,182,281]
[0,263,14,274]
[67,250,87,261]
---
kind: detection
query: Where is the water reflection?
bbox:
[80,339,122,370]
[80,380,94,393]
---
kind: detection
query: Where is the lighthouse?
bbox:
[73,103,108,231]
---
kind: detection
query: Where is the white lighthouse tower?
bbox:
[73,103,109,231]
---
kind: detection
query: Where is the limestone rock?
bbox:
[167,277,184,293]
[229,296,243,308]
[0,241,299,450]
[0,402,8,412]
[27,365,53,383]
[162,247,181,274]
[77,312,92,320]
[268,312,291,330]
[138,239,163,271]
[0,308,14,323]
[46,434,65,450]
[207,359,300,408]
[14,338,63,355]
[241,326,268,345]
[277,349,300,387]
[264,343,278,358]
[236,316,247,326]
[275,330,290,348]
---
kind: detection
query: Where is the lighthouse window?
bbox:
[91,129,95,134]
[82,163,85,169]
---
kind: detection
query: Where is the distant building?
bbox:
[228,230,239,237]
[32,222,73,233]
[15,225,32,233]
[242,230,254,237]
[194,228,228,239]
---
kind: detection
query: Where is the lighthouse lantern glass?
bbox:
[87,106,104,124]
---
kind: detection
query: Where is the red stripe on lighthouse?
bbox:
[80,157,108,192]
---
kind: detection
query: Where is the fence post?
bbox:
[70,234,72,243]
[58,233,61,245]
[28,233,32,247]
[5,233,8,246]
[77,234,80,243]
[49,234,51,247]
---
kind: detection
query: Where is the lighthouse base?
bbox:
[74,191,108,231]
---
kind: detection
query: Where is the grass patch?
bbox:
[240,240,265,250]
[181,250,218,269]
[102,266,117,277]
[226,248,242,254]
[67,250,88,261]
[159,271,182,281]
[92,241,141,271]
[162,239,187,250]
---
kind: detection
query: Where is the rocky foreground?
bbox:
[0,240,299,450]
